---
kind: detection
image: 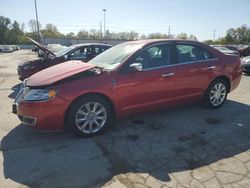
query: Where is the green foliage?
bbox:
[0,15,249,45]
[0,16,11,44]
[41,23,64,38]
[0,16,24,44]
[205,25,250,45]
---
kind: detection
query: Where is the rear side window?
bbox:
[94,46,109,55]
[177,44,213,63]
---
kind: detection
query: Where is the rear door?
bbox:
[117,43,176,113]
[175,43,218,99]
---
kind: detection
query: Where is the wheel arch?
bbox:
[211,75,231,92]
[64,92,116,129]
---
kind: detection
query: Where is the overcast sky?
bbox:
[1,0,250,41]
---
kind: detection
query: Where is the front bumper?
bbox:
[13,87,70,130]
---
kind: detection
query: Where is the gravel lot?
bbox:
[0,50,250,188]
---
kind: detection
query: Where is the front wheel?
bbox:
[203,79,228,109]
[66,96,113,137]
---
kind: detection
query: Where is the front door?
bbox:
[117,43,176,114]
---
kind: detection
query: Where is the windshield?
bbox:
[55,46,75,57]
[89,43,144,70]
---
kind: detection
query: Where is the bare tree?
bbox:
[28,19,41,33]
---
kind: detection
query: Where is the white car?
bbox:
[3,45,14,53]
[242,55,250,74]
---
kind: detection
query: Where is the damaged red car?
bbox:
[13,39,242,137]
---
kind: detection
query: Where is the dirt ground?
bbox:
[0,50,250,188]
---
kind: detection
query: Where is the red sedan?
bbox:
[13,39,242,137]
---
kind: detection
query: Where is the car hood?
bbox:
[26,60,96,87]
[28,37,55,57]
[18,58,45,68]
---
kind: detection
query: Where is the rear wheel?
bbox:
[203,78,228,109]
[66,96,113,137]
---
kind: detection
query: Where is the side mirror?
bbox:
[129,63,143,72]
[64,55,68,59]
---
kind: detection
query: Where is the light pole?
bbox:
[34,0,40,42]
[102,9,107,38]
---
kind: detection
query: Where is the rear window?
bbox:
[177,44,213,63]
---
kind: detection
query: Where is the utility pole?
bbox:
[213,28,216,41]
[168,26,171,38]
[34,0,40,42]
[102,9,107,38]
[100,21,102,39]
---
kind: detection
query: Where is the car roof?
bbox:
[125,39,202,46]
[71,43,112,47]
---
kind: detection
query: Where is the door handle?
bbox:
[207,66,216,70]
[162,72,175,77]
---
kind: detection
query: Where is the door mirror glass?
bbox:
[129,63,143,72]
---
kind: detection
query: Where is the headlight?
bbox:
[23,89,58,101]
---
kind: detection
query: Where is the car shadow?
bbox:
[1,100,250,187]
[93,99,250,182]
[8,83,22,99]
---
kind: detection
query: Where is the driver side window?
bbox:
[69,47,91,59]
[131,44,171,70]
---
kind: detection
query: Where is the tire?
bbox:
[66,95,113,137]
[203,78,228,109]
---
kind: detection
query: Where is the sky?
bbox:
[0,0,250,41]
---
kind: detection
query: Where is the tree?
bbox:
[28,19,41,33]
[0,16,11,44]
[140,34,146,39]
[7,21,23,44]
[77,30,89,39]
[66,32,75,39]
[177,33,188,39]
[41,23,63,38]
[223,25,250,44]
[128,31,139,40]
[188,34,198,41]
[89,29,99,39]
[147,32,167,39]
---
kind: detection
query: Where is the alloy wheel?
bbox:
[75,102,107,133]
[209,83,227,106]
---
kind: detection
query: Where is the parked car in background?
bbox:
[224,45,250,57]
[241,55,250,74]
[211,45,239,56]
[2,45,14,53]
[17,37,112,80]
[13,39,242,137]
[12,45,20,50]
[239,45,250,57]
